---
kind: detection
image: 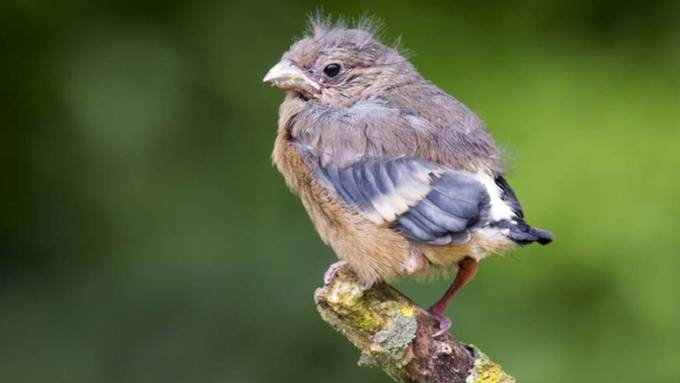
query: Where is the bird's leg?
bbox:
[323,260,349,285]
[428,257,479,336]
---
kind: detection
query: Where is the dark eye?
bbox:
[323,63,341,77]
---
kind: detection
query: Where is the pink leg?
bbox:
[428,257,479,336]
[323,260,348,285]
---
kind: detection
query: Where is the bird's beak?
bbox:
[263,59,320,95]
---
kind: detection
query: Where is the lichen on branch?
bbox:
[314,263,515,383]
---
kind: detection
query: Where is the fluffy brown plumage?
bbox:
[264,17,552,335]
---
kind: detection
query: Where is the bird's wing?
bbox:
[495,175,524,218]
[310,154,493,245]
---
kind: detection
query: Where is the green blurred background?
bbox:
[2,0,679,382]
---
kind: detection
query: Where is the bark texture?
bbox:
[314,263,515,383]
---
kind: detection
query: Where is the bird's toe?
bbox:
[323,260,348,285]
[428,308,452,337]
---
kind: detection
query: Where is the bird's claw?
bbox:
[428,308,452,337]
[323,260,348,285]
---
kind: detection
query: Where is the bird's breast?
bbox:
[272,132,422,283]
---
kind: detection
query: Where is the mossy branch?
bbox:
[314,263,515,383]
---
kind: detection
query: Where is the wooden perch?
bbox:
[314,263,515,383]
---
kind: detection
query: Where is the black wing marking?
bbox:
[495,175,524,218]
[492,176,554,245]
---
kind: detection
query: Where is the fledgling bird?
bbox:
[263,18,553,335]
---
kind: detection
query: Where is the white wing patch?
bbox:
[362,164,435,224]
[472,173,515,221]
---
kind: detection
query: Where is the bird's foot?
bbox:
[323,260,348,285]
[428,307,452,337]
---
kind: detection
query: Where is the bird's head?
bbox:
[263,17,413,107]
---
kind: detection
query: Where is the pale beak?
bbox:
[263,59,320,94]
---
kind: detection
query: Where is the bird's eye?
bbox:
[323,63,341,77]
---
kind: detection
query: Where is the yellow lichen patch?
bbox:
[475,362,502,383]
[466,348,515,383]
[350,304,385,332]
[400,306,415,317]
[324,281,386,332]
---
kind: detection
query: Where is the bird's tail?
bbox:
[492,219,554,245]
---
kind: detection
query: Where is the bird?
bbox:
[263,17,553,336]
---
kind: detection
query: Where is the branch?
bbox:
[314,263,515,383]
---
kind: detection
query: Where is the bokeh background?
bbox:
[2,0,679,382]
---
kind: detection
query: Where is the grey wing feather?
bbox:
[394,171,489,244]
[313,155,491,245]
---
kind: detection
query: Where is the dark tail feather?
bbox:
[492,219,554,245]
[527,226,554,245]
